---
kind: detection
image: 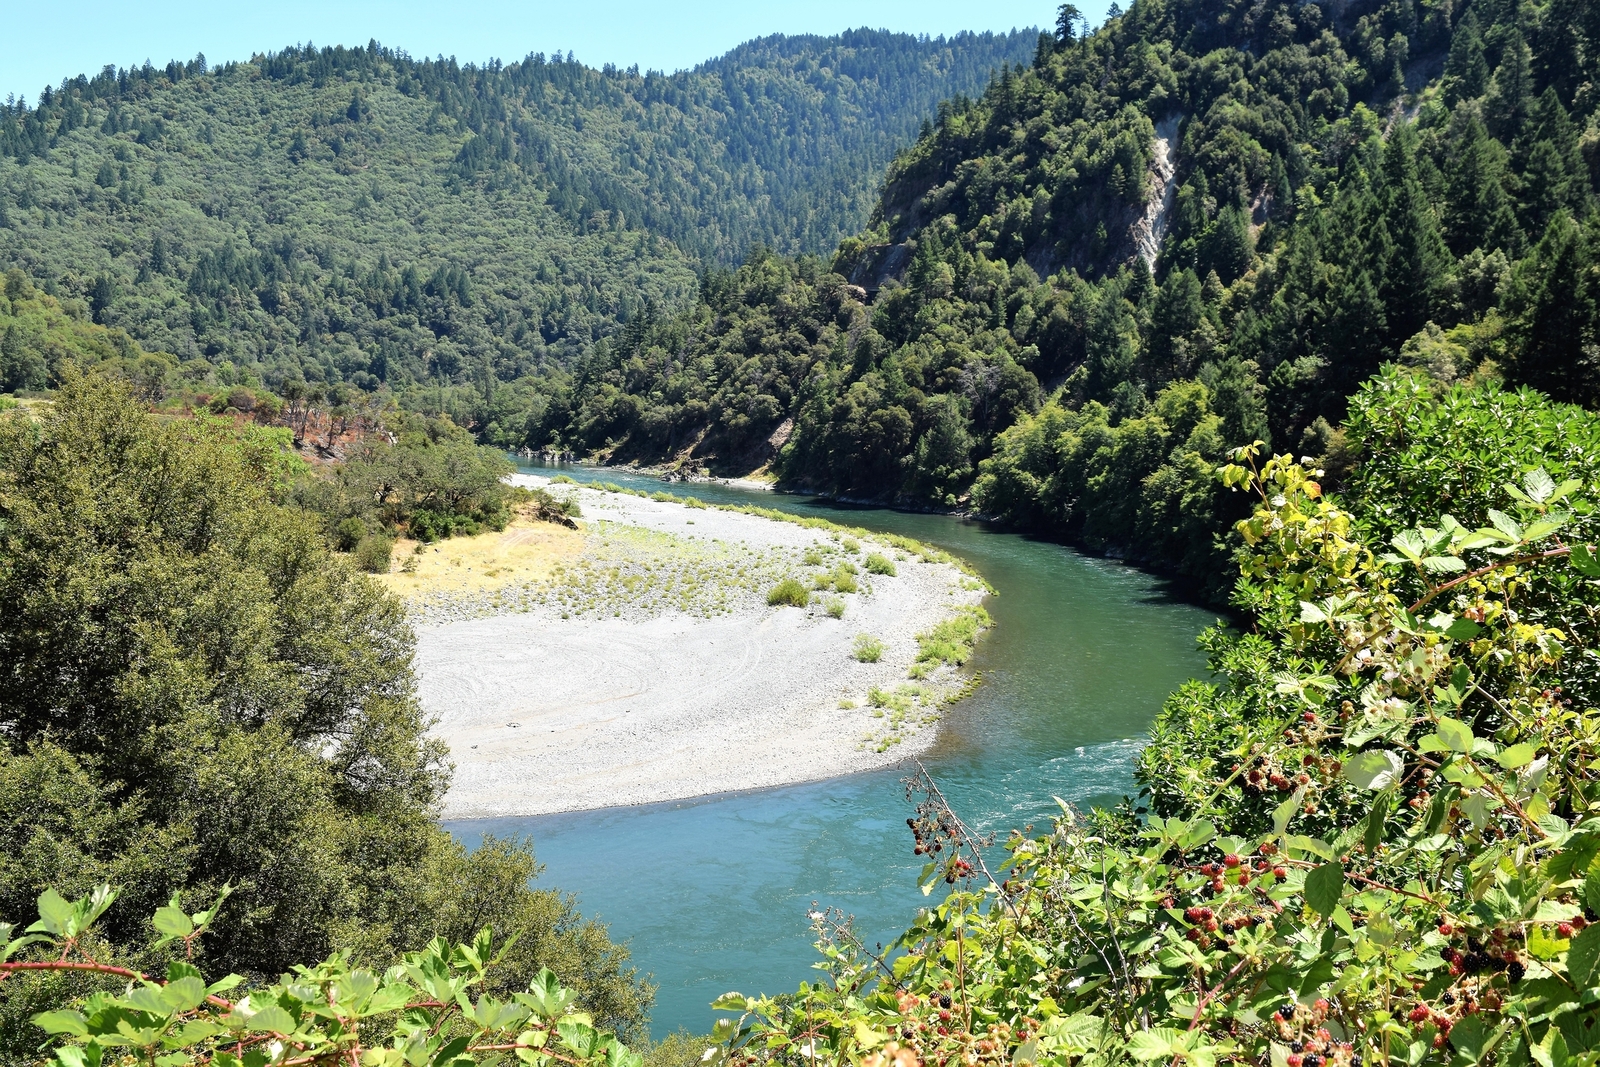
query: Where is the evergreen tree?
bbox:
[1507,215,1598,403]
[1444,113,1524,256]
[1200,204,1255,284]
[1085,282,1140,399]
[1442,10,1490,105]
[1148,268,1204,374]
[1515,89,1584,234]
[1484,28,1534,141]
[1379,126,1450,348]
[1321,267,1389,403]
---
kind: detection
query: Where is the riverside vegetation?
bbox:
[483,0,1600,604]
[0,378,655,1062]
[6,0,1600,1066]
[703,372,1600,1067]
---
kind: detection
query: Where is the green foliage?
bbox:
[852,634,884,662]
[291,412,516,540]
[864,553,896,576]
[640,1030,715,1067]
[490,0,1600,604]
[0,33,1032,392]
[353,533,394,573]
[766,578,810,608]
[707,398,1600,1067]
[336,516,368,551]
[4,885,640,1067]
[913,606,991,669]
[0,378,651,1056]
[0,269,145,392]
[815,562,859,594]
[824,597,847,619]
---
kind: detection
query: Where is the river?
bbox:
[447,463,1220,1038]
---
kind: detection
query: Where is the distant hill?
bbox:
[498,0,1600,600]
[0,29,1036,386]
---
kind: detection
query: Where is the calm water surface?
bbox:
[448,464,1220,1036]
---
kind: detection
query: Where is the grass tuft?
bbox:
[767,578,811,608]
[853,634,884,662]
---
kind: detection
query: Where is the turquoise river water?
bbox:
[446,463,1220,1038]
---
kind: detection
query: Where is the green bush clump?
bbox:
[852,634,883,662]
[864,552,896,576]
[550,474,577,484]
[766,578,810,607]
[914,605,991,668]
[335,516,367,551]
[824,597,846,619]
[353,534,394,573]
[4,887,643,1067]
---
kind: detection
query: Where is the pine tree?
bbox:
[1514,89,1582,233]
[1321,266,1390,401]
[1085,281,1140,398]
[1507,215,1598,403]
[1485,28,1534,141]
[1442,10,1490,105]
[1379,126,1450,347]
[1148,267,1203,374]
[1200,204,1255,284]
[1444,114,1524,256]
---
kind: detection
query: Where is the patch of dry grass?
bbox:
[378,520,586,596]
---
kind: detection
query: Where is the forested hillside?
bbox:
[500,0,1600,599]
[0,29,1034,387]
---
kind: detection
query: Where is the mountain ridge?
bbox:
[0,27,1036,386]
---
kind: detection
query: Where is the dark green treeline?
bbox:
[0,30,1035,387]
[493,0,1600,602]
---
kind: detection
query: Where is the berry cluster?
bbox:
[1272,999,1356,1067]
[879,986,1043,1067]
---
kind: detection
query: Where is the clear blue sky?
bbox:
[1,0,1101,104]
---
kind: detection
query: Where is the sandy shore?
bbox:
[409,477,987,818]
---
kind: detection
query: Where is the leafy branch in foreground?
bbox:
[4,887,638,1067]
[706,449,1600,1067]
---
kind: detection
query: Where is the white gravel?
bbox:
[415,477,987,818]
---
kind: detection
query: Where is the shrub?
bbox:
[712,445,1600,1067]
[852,634,883,662]
[825,597,846,618]
[914,605,991,667]
[841,537,860,553]
[831,565,858,594]
[336,516,368,551]
[550,474,576,483]
[353,534,393,573]
[6,886,642,1067]
[766,578,810,607]
[864,552,896,575]
[803,547,826,566]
